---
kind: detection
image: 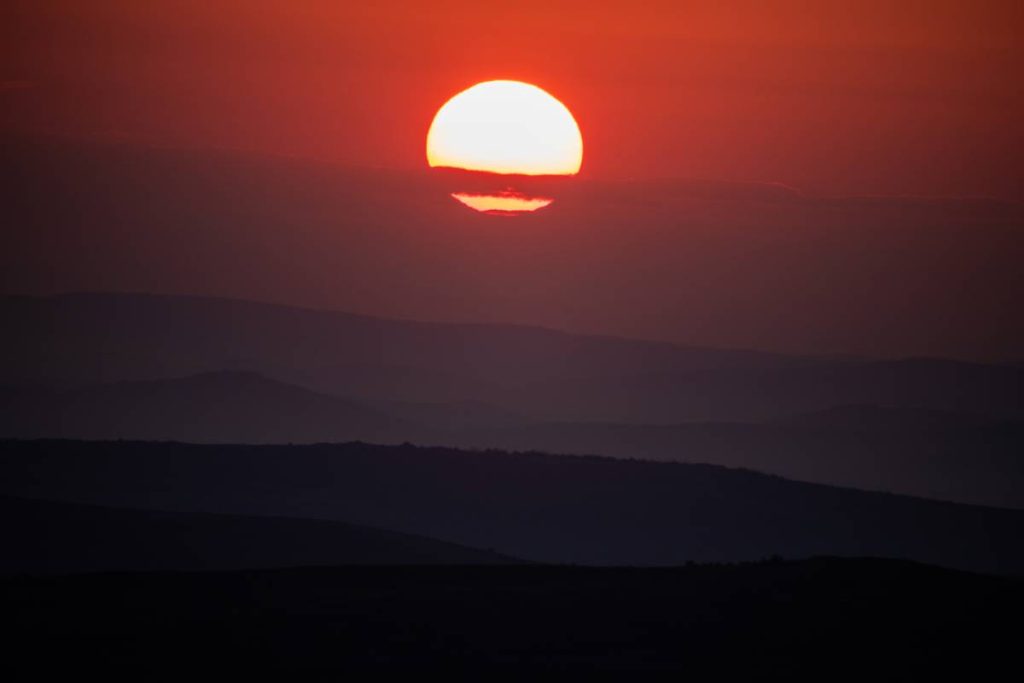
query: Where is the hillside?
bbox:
[0,371,422,444]
[3,292,1021,422]
[0,495,515,575]
[3,369,1021,508]
[3,559,1020,676]
[460,409,1024,508]
[2,439,1022,574]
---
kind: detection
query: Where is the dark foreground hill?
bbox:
[3,559,1020,677]
[3,440,1022,575]
[0,496,514,575]
[462,407,1024,509]
[3,373,1023,508]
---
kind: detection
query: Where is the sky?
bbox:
[2,2,1023,360]
[5,1,1022,197]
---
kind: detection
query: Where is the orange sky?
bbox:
[3,3,1023,360]
[5,1,1023,198]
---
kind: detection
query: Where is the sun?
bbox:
[426,80,582,214]
[427,80,583,176]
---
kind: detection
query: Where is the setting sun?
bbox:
[426,81,582,214]
[427,80,583,176]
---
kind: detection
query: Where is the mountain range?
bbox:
[3,440,1022,575]
[3,292,1022,508]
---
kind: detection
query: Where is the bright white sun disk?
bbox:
[426,80,583,176]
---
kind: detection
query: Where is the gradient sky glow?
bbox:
[2,2,1022,361]
[5,1,1022,198]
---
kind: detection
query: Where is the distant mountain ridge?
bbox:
[2,292,1021,423]
[2,292,1022,509]
[0,370,423,444]
[3,368,1022,508]
[770,403,1014,431]
[3,440,1022,575]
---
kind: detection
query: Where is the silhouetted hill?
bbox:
[511,356,1024,422]
[4,559,1020,677]
[0,371,423,444]
[771,403,1009,431]
[461,410,1024,509]
[4,292,1020,422]
[0,292,798,408]
[0,495,515,575]
[377,397,529,431]
[2,440,1021,574]
[3,366,1021,507]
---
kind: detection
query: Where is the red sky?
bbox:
[5,1,1023,198]
[2,2,1023,361]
